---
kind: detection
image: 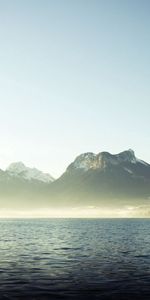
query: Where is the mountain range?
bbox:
[0,149,150,210]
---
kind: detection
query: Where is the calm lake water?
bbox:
[0,219,150,299]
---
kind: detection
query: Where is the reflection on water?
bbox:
[0,219,150,299]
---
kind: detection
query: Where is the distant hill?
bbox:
[0,162,54,209]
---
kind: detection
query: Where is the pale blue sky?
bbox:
[0,0,149,177]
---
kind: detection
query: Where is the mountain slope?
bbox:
[6,162,54,183]
[0,162,54,209]
[51,149,150,206]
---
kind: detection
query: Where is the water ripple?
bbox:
[0,219,150,299]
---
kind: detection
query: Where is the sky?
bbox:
[0,0,149,178]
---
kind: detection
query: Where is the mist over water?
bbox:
[0,219,150,299]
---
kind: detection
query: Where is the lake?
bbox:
[0,218,150,299]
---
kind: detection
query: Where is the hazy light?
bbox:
[0,206,150,218]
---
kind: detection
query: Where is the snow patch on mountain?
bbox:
[67,149,149,172]
[136,158,149,166]
[124,167,133,174]
[73,153,97,171]
[116,149,137,163]
[6,162,54,183]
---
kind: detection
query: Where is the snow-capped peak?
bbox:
[67,149,148,172]
[70,152,97,171]
[6,162,54,183]
[7,162,27,174]
[116,149,136,163]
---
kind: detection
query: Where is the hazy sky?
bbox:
[0,0,149,177]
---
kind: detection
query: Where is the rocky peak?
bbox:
[67,149,146,172]
[116,149,136,163]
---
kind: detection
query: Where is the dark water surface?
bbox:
[0,219,150,299]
